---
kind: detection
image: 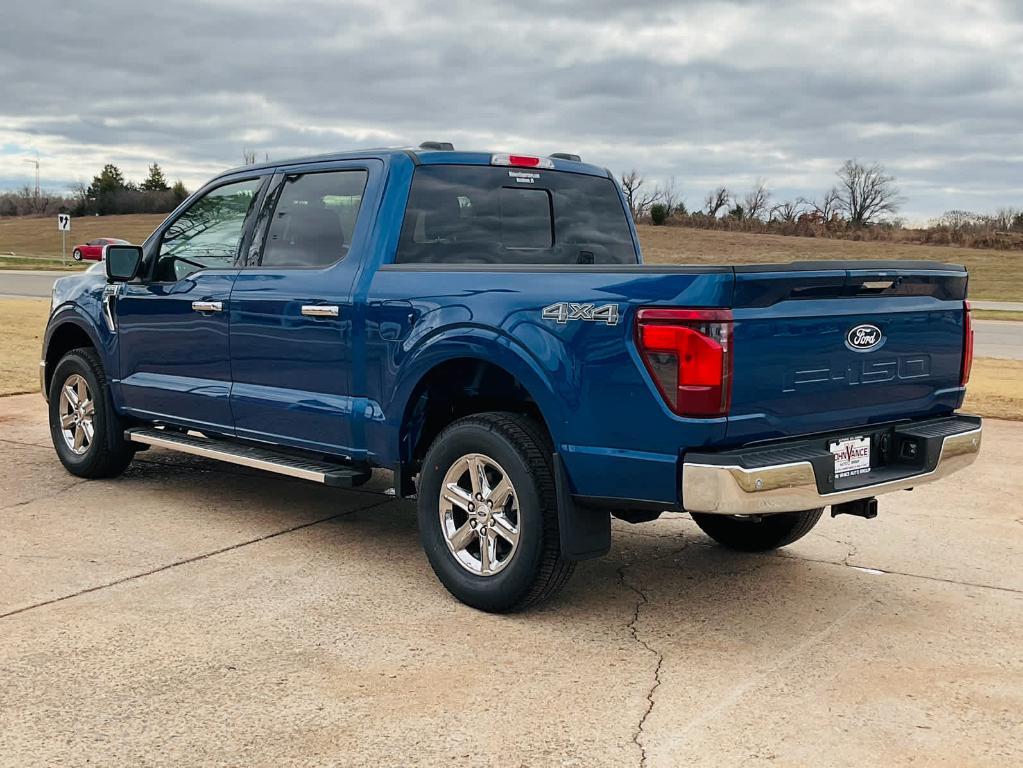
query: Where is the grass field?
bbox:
[638,225,1022,301]
[0,215,1020,300]
[0,214,165,261]
[973,310,1023,321]
[1,299,48,395]
[1,297,1019,420]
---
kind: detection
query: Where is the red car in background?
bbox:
[72,237,129,261]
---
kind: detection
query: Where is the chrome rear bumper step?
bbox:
[682,415,982,516]
[125,427,361,487]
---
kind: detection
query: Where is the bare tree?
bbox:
[242,148,257,165]
[836,160,901,225]
[934,210,985,230]
[992,207,1020,231]
[620,169,662,220]
[770,199,807,224]
[704,187,730,218]
[620,170,643,219]
[741,179,770,221]
[659,176,683,216]
[805,186,842,222]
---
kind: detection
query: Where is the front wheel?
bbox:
[416,412,575,612]
[72,249,83,261]
[48,348,135,478]
[690,508,824,551]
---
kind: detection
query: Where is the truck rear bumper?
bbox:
[682,414,982,515]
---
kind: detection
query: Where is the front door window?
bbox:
[155,177,262,280]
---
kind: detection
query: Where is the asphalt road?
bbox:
[0,268,89,298]
[2,269,1019,360]
[0,392,1020,766]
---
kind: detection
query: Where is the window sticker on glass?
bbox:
[508,170,540,185]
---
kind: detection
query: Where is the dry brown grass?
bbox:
[638,225,1022,302]
[973,310,1023,322]
[1,298,48,395]
[0,214,166,261]
[963,359,1023,421]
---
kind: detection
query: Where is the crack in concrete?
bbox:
[0,477,89,513]
[811,530,859,566]
[0,496,393,622]
[616,537,688,768]
[0,436,51,450]
[681,537,1023,597]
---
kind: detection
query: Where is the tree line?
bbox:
[621,159,904,227]
[0,163,189,217]
[70,163,189,216]
[619,159,1023,249]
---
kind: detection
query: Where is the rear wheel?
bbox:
[691,508,824,551]
[72,249,83,261]
[416,412,574,612]
[48,348,135,478]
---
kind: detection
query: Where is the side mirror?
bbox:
[104,244,143,282]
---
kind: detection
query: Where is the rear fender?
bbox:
[389,328,611,561]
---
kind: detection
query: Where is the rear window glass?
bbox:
[395,165,637,265]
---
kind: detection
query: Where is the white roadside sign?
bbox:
[57,213,71,231]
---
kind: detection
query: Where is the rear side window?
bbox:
[261,170,368,268]
[395,165,637,265]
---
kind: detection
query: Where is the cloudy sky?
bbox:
[2,0,1021,222]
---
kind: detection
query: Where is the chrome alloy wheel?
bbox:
[439,453,520,576]
[57,373,95,455]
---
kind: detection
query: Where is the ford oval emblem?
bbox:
[846,323,884,352]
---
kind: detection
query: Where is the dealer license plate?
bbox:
[830,436,871,479]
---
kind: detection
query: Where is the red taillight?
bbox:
[636,308,733,418]
[961,299,974,386]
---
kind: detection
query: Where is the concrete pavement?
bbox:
[0,392,1020,766]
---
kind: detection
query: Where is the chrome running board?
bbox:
[125,427,361,487]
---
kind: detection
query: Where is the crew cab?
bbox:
[40,144,982,611]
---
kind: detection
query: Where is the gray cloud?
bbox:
[2,0,1021,221]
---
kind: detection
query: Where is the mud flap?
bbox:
[553,452,611,561]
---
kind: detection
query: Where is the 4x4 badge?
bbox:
[542,302,620,326]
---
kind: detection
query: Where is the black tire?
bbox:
[48,347,135,479]
[72,249,82,261]
[416,412,575,612]
[691,508,824,552]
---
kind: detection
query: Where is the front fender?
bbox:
[42,301,117,402]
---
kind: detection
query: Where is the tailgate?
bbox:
[726,261,969,442]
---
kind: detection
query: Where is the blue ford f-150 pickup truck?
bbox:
[41,143,982,611]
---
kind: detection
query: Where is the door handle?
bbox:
[301,305,340,318]
[191,300,223,313]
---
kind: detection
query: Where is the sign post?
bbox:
[57,214,71,266]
